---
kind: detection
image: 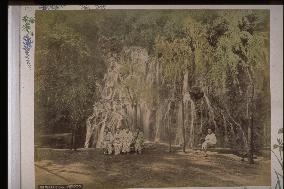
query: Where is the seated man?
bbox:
[202,128,217,157]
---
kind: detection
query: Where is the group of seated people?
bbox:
[102,128,144,155]
[102,127,216,156]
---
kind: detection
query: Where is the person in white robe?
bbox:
[121,128,128,153]
[125,128,133,153]
[104,130,114,155]
[113,130,122,155]
[202,128,217,156]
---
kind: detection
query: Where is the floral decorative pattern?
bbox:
[22,14,35,69]
[22,15,34,36]
[22,34,33,69]
[273,128,283,189]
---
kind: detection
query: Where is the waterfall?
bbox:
[84,46,152,147]
[144,106,151,140]
[96,123,106,148]
[188,98,196,148]
[175,102,183,145]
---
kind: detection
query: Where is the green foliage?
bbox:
[22,15,35,35]
[35,12,96,134]
[35,10,270,149]
[154,36,192,84]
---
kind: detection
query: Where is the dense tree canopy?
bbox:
[35,10,270,161]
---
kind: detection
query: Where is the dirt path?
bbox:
[35,143,271,189]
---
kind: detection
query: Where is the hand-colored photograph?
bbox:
[34,9,272,188]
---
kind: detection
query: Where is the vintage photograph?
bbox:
[34,9,271,188]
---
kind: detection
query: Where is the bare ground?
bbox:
[35,142,271,189]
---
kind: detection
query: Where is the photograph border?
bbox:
[15,5,283,189]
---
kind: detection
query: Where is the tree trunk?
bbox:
[181,70,189,152]
[203,86,218,139]
[154,61,161,142]
[71,122,78,150]
[200,100,204,134]
[84,113,96,148]
[248,115,254,164]
[91,127,99,147]
[140,104,143,131]
[134,102,138,129]
[223,114,228,147]
[181,100,186,152]
[96,123,106,148]
[189,98,196,148]
[246,67,255,164]
[247,88,255,164]
[154,108,161,142]
[141,103,151,140]
[168,115,172,152]
[70,127,74,150]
